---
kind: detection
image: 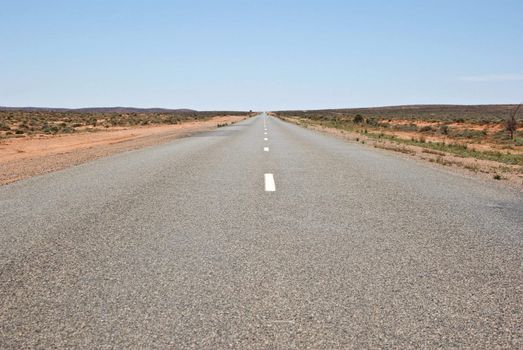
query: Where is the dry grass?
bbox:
[421,148,446,156]
[374,143,416,155]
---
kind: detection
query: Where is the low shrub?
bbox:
[353,114,364,123]
[419,125,434,133]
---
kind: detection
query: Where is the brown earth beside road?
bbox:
[0,115,246,185]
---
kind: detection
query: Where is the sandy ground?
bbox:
[284,117,523,190]
[0,116,245,185]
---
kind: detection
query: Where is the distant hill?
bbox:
[278,104,517,113]
[276,104,519,121]
[0,106,197,113]
[75,107,197,114]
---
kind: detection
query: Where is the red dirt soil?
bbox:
[0,116,245,185]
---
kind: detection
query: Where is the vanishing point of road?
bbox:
[1,114,522,348]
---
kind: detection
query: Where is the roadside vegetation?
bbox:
[276,105,523,183]
[0,109,248,139]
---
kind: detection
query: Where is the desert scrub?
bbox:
[284,114,523,166]
[419,125,434,133]
[0,109,246,137]
[449,128,487,139]
[364,131,523,166]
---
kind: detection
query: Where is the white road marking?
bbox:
[264,132,267,135]
[264,147,269,152]
[264,173,276,192]
[264,138,268,141]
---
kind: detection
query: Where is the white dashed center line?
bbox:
[262,116,274,191]
[264,173,276,192]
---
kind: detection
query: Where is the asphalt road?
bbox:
[1,114,522,349]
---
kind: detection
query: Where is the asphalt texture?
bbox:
[1,114,522,349]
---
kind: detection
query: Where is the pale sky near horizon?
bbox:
[1,0,522,111]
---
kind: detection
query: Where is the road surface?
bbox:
[1,114,522,348]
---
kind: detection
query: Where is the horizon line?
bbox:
[0,102,521,112]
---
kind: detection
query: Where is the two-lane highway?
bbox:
[1,114,522,348]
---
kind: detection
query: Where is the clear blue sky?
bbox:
[1,0,522,110]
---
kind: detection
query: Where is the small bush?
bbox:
[353,114,364,123]
[419,125,434,133]
[366,117,377,126]
[505,114,518,140]
[439,125,449,135]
